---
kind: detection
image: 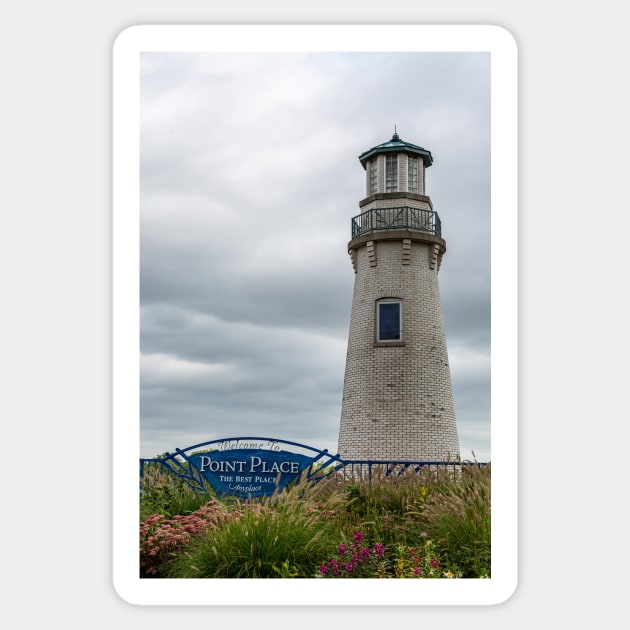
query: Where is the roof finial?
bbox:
[392,124,399,141]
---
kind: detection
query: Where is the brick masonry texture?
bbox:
[337,231,460,462]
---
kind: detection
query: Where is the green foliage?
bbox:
[272,559,300,578]
[390,539,450,578]
[139,463,491,579]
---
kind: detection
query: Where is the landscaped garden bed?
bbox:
[140,463,490,579]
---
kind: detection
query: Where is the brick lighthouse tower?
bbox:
[337,131,460,461]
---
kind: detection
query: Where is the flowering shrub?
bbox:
[140,500,236,577]
[318,531,387,578]
[319,531,458,579]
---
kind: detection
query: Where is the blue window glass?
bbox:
[378,301,401,341]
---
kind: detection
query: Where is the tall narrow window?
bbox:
[368,159,378,195]
[408,156,419,193]
[385,154,398,192]
[377,300,402,341]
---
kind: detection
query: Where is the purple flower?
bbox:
[353,531,364,543]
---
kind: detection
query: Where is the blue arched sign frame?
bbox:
[140,436,344,498]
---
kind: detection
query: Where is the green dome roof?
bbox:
[358,132,433,169]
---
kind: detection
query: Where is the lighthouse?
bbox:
[337,132,460,462]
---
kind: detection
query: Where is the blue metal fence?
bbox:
[140,436,485,497]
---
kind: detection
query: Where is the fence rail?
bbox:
[141,456,486,494]
[333,460,484,479]
[139,437,486,497]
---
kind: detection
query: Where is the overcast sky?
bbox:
[139,51,491,461]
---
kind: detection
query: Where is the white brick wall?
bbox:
[338,234,460,461]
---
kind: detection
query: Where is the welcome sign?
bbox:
[188,448,315,497]
[140,437,343,498]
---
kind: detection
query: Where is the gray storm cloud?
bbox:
[140,51,491,460]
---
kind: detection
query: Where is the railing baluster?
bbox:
[351,206,440,238]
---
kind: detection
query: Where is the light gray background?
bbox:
[2,0,627,625]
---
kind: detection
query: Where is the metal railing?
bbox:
[335,460,486,482]
[351,206,441,239]
[139,436,486,497]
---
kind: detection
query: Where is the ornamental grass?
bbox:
[408,463,491,577]
[140,464,215,522]
[166,476,345,578]
[139,463,491,578]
